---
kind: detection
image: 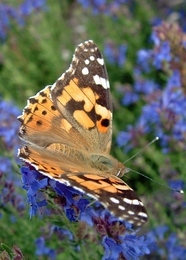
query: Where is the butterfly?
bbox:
[18,40,148,228]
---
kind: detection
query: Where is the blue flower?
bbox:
[134,79,159,95]
[116,129,132,148]
[153,41,172,69]
[121,90,139,106]
[35,237,56,260]
[0,1,47,40]
[21,166,48,217]
[104,43,127,67]
[0,99,21,151]
[20,0,47,16]
[151,31,161,46]
[168,180,184,192]
[137,49,152,72]
[147,226,186,259]
[102,237,123,260]
[118,44,127,67]
[166,234,186,260]
[102,233,151,260]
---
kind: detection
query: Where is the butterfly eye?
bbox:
[90,154,116,171]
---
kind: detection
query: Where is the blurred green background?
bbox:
[0,0,185,259]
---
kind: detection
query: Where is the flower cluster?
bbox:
[147,226,186,259]
[20,165,152,259]
[0,100,25,218]
[117,23,186,153]
[0,0,46,41]
[77,0,128,16]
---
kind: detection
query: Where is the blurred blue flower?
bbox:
[77,0,127,15]
[137,49,152,72]
[168,180,184,192]
[35,237,56,260]
[104,43,127,67]
[0,157,12,174]
[0,165,26,214]
[151,30,161,46]
[0,99,21,151]
[20,0,47,16]
[118,44,127,67]
[166,233,186,260]
[134,78,160,95]
[121,90,139,106]
[116,128,132,148]
[0,1,47,40]
[147,226,186,259]
[153,41,172,69]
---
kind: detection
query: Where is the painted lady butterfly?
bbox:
[18,40,148,228]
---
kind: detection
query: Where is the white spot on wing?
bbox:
[128,210,135,215]
[90,56,95,61]
[138,212,148,218]
[85,59,90,65]
[82,67,89,75]
[110,197,119,204]
[118,205,125,210]
[132,199,140,205]
[93,75,110,89]
[97,58,104,65]
[123,198,132,204]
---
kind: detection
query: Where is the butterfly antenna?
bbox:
[124,136,159,164]
[123,136,183,193]
[126,167,184,194]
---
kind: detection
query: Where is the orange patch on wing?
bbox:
[81,87,96,111]
[59,89,71,106]
[68,175,103,191]
[109,177,132,191]
[58,78,95,112]
[95,104,111,119]
[95,104,112,133]
[101,185,117,193]
[73,110,95,129]
[22,114,51,132]
[82,174,105,180]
